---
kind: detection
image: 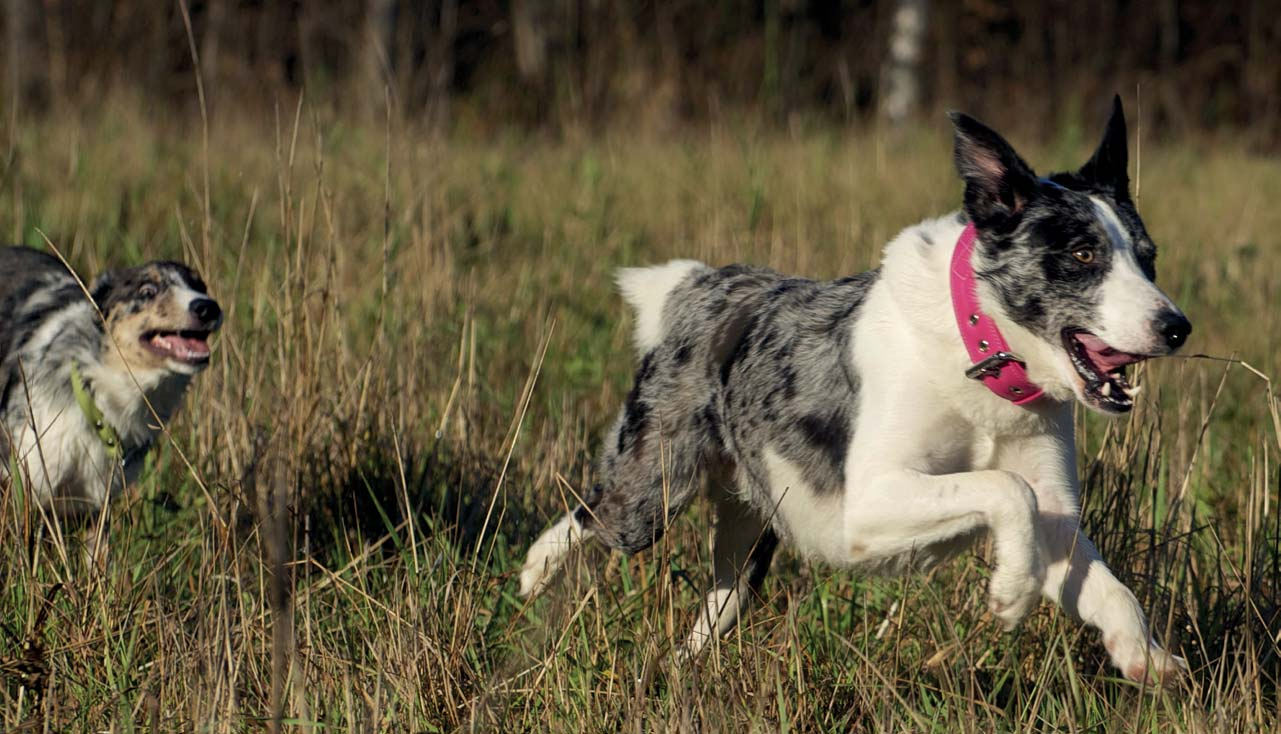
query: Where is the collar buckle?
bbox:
[964,351,1025,381]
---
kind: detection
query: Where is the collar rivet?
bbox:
[977,339,989,352]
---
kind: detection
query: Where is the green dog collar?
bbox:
[70,363,122,460]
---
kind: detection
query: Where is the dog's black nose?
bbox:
[190,298,222,325]
[1155,309,1191,350]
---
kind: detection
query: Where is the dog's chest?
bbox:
[2,381,122,508]
[920,421,999,474]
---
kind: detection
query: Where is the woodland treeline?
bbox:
[3,0,1278,137]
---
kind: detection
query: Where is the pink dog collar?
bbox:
[949,223,1044,405]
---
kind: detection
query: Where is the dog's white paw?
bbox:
[518,556,553,598]
[1106,635,1188,688]
[673,639,702,665]
[519,513,589,598]
[987,557,1046,629]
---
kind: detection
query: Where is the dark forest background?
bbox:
[4,1,1280,138]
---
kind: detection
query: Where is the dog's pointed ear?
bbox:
[1078,95,1129,191]
[949,111,1038,225]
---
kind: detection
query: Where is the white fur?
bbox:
[616,260,704,353]
[519,511,593,597]
[7,374,118,514]
[2,301,194,514]
[759,448,847,562]
[3,303,113,512]
[1090,197,1179,354]
[830,215,1181,681]
[525,213,1186,685]
[6,366,191,515]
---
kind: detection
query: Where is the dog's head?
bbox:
[90,260,222,377]
[950,96,1191,415]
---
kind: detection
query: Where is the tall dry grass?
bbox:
[1,97,1278,731]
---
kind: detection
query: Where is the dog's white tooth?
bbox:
[1100,382,1112,397]
[1124,384,1142,398]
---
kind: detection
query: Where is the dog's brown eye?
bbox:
[138,283,158,299]
[1072,248,1096,264]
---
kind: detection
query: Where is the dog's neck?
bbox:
[948,222,1044,405]
[81,352,192,450]
[882,212,1077,408]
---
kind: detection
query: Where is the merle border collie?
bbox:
[520,96,1191,686]
[0,247,222,520]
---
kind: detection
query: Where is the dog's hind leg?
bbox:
[519,507,595,597]
[518,446,704,598]
[681,478,777,659]
[521,353,710,595]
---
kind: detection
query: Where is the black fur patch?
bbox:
[616,352,655,453]
[582,262,877,554]
[797,410,850,478]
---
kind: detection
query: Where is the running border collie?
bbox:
[520,96,1192,686]
[0,248,222,520]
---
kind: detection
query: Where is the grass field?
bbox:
[1,98,1279,732]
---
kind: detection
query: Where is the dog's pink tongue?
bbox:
[152,333,211,359]
[1075,332,1143,371]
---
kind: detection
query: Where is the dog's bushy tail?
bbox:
[615,260,704,354]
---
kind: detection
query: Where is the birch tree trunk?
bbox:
[512,0,549,83]
[879,0,928,123]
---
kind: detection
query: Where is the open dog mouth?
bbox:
[142,329,213,365]
[1062,329,1147,411]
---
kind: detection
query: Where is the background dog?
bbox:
[0,247,222,520]
[520,97,1192,686]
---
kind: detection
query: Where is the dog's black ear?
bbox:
[89,272,115,312]
[1078,95,1129,191]
[949,112,1038,226]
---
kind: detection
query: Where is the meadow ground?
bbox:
[1,99,1279,732]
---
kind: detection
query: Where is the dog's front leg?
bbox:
[1000,423,1187,686]
[1040,518,1186,685]
[845,468,1045,628]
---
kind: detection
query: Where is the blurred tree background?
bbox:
[3,0,1279,139]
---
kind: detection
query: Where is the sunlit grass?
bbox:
[1,98,1278,731]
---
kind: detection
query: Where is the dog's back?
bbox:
[0,246,81,433]
[0,247,78,358]
[578,262,879,553]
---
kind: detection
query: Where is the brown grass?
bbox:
[1,97,1278,732]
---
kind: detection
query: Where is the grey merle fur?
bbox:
[0,248,210,414]
[955,96,1156,344]
[0,248,93,413]
[0,246,218,517]
[578,264,878,555]
[573,97,1159,561]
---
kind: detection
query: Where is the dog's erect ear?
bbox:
[949,112,1038,225]
[1077,95,1129,191]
